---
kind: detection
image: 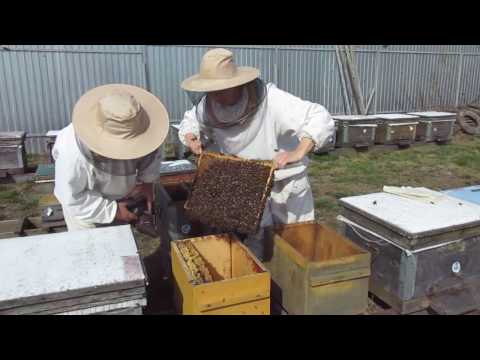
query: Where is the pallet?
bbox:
[0,216,66,239]
[365,293,480,315]
[159,172,196,186]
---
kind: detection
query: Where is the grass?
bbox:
[308,134,480,229]
[0,182,41,220]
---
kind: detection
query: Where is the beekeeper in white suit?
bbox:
[178,48,335,260]
[53,84,169,231]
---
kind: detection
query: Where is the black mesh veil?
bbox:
[185,78,267,129]
[75,135,158,176]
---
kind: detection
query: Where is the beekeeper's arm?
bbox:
[270,84,335,168]
[178,107,203,155]
[54,157,120,225]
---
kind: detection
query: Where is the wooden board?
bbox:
[2,287,146,315]
[0,220,23,239]
[0,225,146,310]
[57,298,146,315]
[159,173,196,186]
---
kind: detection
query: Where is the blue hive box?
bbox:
[443,185,480,205]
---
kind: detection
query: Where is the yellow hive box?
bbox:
[269,221,371,315]
[171,234,270,315]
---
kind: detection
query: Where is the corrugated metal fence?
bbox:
[1,44,480,153]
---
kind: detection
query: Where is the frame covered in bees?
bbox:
[185,152,275,235]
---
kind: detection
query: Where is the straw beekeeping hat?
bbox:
[181,48,260,92]
[72,84,169,160]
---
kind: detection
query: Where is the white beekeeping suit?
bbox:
[53,84,169,232]
[53,124,163,230]
[179,83,335,259]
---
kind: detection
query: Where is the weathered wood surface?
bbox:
[58,298,146,315]
[0,286,145,315]
[0,225,146,310]
[159,172,196,186]
[343,224,480,315]
[98,306,144,315]
[0,145,26,172]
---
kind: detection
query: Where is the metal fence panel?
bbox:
[277,49,344,114]
[0,49,145,153]
[458,55,480,105]
[2,45,480,154]
[376,52,459,113]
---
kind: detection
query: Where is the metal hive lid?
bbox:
[0,131,26,140]
[339,189,480,239]
[407,111,456,118]
[0,225,145,309]
[333,115,381,121]
[375,113,420,120]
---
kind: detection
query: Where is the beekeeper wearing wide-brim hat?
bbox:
[53,84,169,231]
[178,48,335,260]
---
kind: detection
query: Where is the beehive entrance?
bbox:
[185,152,275,234]
[276,223,362,262]
[178,234,265,284]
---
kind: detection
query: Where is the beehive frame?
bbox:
[184,151,275,234]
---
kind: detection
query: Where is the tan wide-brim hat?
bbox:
[72,84,169,160]
[181,48,260,92]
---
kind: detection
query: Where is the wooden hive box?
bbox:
[339,190,480,314]
[407,111,456,143]
[269,221,371,315]
[0,225,147,315]
[0,131,26,146]
[0,132,27,175]
[373,114,419,146]
[0,145,26,174]
[333,115,379,149]
[171,233,270,315]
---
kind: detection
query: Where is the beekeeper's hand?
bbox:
[274,138,314,169]
[185,133,203,155]
[127,183,154,213]
[115,201,138,223]
[274,151,301,169]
